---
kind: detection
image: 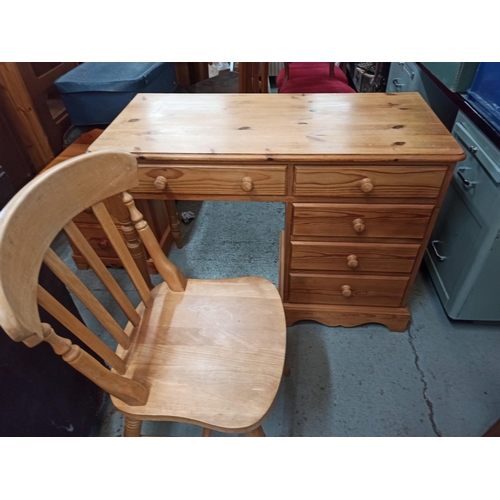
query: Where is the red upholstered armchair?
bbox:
[277,62,355,94]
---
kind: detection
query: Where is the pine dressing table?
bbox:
[88,92,464,332]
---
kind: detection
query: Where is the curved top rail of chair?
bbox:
[0,150,138,343]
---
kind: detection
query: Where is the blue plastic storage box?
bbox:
[466,62,500,133]
[55,62,176,126]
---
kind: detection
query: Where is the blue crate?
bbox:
[466,62,500,133]
[55,62,176,126]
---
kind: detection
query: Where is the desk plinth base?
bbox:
[283,303,410,332]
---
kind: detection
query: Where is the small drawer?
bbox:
[67,224,120,259]
[288,273,409,307]
[72,208,100,225]
[294,165,447,198]
[72,203,120,225]
[290,241,420,273]
[137,165,287,196]
[292,203,434,240]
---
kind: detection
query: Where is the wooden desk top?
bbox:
[89,93,465,163]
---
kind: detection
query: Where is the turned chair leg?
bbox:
[246,426,265,437]
[124,417,142,437]
[165,200,183,249]
[202,428,211,437]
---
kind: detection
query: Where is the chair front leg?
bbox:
[124,417,142,437]
[245,426,265,437]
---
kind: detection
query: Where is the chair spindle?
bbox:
[122,192,186,292]
[64,220,141,327]
[104,195,154,290]
[41,323,149,406]
[43,248,131,349]
[37,285,126,374]
[92,201,153,307]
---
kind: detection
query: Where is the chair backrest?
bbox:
[283,62,341,82]
[239,62,269,93]
[0,151,186,406]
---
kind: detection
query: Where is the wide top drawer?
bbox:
[137,165,287,196]
[293,165,448,198]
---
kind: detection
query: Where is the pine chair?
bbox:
[0,151,287,437]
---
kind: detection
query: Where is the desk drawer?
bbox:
[68,224,120,259]
[289,273,409,307]
[72,209,101,225]
[294,165,447,198]
[137,165,287,196]
[72,204,120,225]
[290,241,420,273]
[292,203,434,239]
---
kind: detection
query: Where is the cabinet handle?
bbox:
[457,167,477,188]
[347,255,358,268]
[431,240,446,262]
[392,78,404,88]
[353,218,365,233]
[241,176,253,192]
[341,285,352,297]
[154,176,168,190]
[360,178,373,193]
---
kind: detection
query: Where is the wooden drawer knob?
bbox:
[241,176,253,192]
[360,178,373,193]
[154,176,168,190]
[341,285,352,297]
[97,239,110,250]
[353,218,365,233]
[347,255,358,268]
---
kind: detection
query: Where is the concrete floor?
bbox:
[54,200,500,436]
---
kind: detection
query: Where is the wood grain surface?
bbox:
[113,279,286,432]
[293,165,447,198]
[283,303,411,331]
[137,164,287,196]
[88,93,465,162]
[290,241,420,273]
[288,273,409,307]
[292,203,434,239]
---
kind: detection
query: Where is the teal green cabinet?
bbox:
[420,62,479,93]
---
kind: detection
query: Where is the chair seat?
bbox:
[112,277,287,433]
[277,63,349,90]
[280,76,356,94]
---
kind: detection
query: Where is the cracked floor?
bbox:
[55,200,500,436]
[407,323,442,436]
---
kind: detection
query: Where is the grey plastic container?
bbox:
[55,62,176,126]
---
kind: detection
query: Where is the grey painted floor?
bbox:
[53,200,500,436]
